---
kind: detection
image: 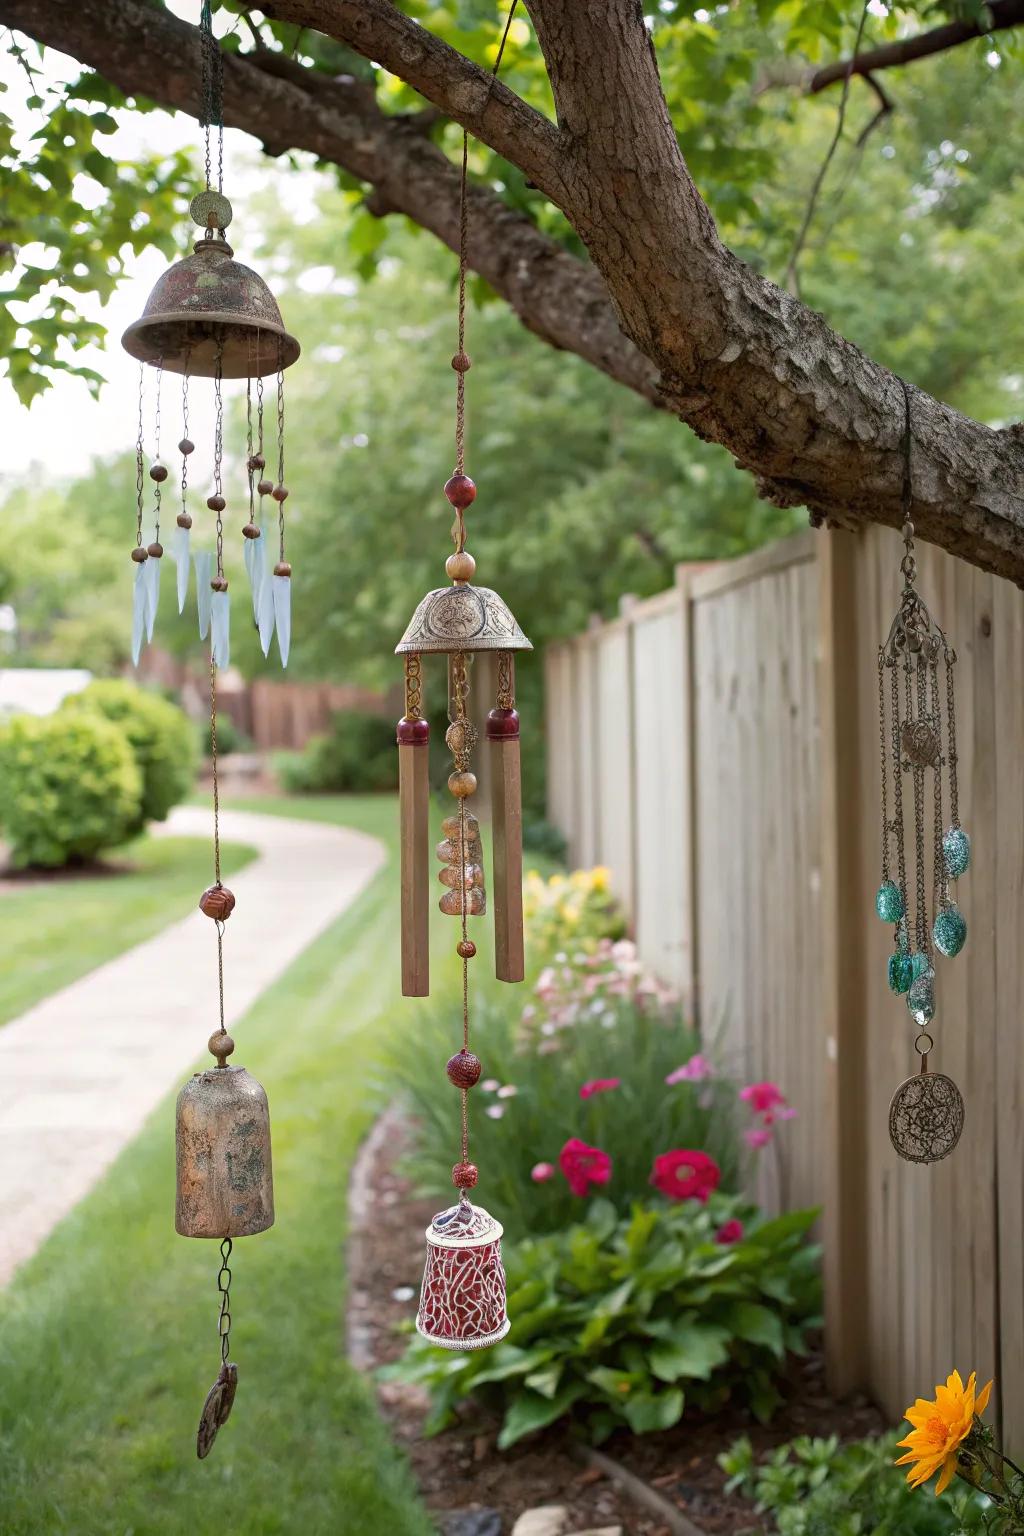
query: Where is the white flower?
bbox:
[497,1084,518,1099]
[481,1078,500,1092]
[486,1105,505,1120]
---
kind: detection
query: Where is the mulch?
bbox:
[348,1112,885,1536]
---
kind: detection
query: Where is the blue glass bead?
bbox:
[933,905,967,959]
[907,973,935,1025]
[888,951,914,994]
[944,826,971,880]
[910,951,932,981]
[876,881,904,923]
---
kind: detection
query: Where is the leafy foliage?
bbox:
[390,1197,822,1446]
[274,710,398,794]
[61,679,196,832]
[719,1429,994,1535]
[0,709,141,867]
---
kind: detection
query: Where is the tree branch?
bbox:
[0,0,657,405]
[809,0,1024,94]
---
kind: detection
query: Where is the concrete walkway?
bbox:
[0,806,386,1286]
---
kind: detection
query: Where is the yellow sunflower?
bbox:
[896,1369,993,1495]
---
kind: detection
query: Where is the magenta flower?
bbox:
[579,1077,621,1099]
[665,1053,715,1085]
[740,1081,787,1116]
[531,1162,555,1183]
[559,1137,613,1197]
[745,1127,773,1151]
[649,1149,721,1203]
[715,1218,744,1246]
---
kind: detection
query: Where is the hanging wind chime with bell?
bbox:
[120,1,299,1457]
[878,382,969,1167]
[396,4,528,1351]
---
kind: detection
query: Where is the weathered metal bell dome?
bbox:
[396,583,532,654]
[122,234,299,379]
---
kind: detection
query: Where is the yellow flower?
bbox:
[896,1370,993,1495]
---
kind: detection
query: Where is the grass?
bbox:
[0,794,444,1536]
[0,833,257,1027]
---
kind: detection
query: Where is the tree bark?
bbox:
[809,0,1024,94]
[4,0,1024,583]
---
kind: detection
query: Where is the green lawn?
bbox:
[0,833,257,1027]
[0,795,442,1536]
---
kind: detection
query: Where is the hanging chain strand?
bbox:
[276,356,286,562]
[214,340,225,580]
[945,644,960,828]
[930,655,947,915]
[135,365,145,551]
[180,359,191,521]
[216,1237,232,1366]
[199,0,224,196]
[152,360,163,543]
[878,656,890,885]
[890,660,908,931]
[246,374,255,526]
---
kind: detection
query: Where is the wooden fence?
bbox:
[544,525,1024,1444]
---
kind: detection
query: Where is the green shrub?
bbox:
[522,866,626,959]
[274,710,396,794]
[522,818,568,863]
[200,712,253,758]
[390,1197,822,1447]
[0,711,142,867]
[62,680,196,833]
[719,1430,993,1535]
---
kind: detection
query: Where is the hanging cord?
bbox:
[134,364,145,553]
[898,377,917,586]
[152,361,163,544]
[199,0,224,196]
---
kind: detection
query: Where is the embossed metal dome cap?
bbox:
[396,583,532,654]
[121,237,300,379]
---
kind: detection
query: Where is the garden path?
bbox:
[0,805,385,1286]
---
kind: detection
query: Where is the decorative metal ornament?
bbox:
[122,0,298,669]
[399,2,524,1351]
[878,381,969,1165]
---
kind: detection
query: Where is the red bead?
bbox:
[248,453,265,472]
[178,438,195,455]
[486,708,520,740]
[207,494,226,513]
[272,483,289,503]
[149,461,168,483]
[446,1050,482,1088]
[396,716,429,746]
[457,939,476,960]
[130,547,148,563]
[257,479,274,496]
[444,474,477,509]
[452,1162,479,1189]
[199,884,236,921]
[147,541,163,559]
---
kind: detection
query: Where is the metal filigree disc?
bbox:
[395,584,532,655]
[190,190,233,231]
[901,718,940,769]
[196,1362,238,1459]
[889,1071,965,1165]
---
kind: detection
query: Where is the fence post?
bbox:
[817,529,870,1394]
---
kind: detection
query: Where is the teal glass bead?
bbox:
[907,972,935,1025]
[888,951,914,994]
[944,826,971,880]
[933,905,967,958]
[876,881,904,923]
[910,951,932,981]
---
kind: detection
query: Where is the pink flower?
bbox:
[559,1137,613,1197]
[740,1082,787,1117]
[531,1162,555,1183]
[579,1077,621,1099]
[715,1218,744,1246]
[745,1127,773,1151]
[665,1054,715,1085]
[650,1149,720,1203]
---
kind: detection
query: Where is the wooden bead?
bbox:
[446,1050,482,1088]
[147,541,164,559]
[177,512,193,530]
[486,707,520,740]
[247,453,265,472]
[274,561,292,578]
[452,1161,479,1189]
[242,522,260,540]
[272,483,289,503]
[208,1030,235,1065]
[451,353,472,372]
[149,460,168,483]
[444,474,477,509]
[207,494,226,513]
[457,939,477,959]
[178,438,195,455]
[448,770,477,798]
[211,575,228,593]
[397,716,429,746]
[130,546,148,563]
[257,479,274,496]
[199,884,236,921]
[446,551,476,584]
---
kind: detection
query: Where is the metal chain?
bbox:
[135,365,145,551]
[152,360,163,541]
[877,656,889,884]
[181,363,190,520]
[496,651,515,711]
[945,644,960,828]
[276,355,286,561]
[246,374,255,525]
[890,659,908,929]
[213,340,225,579]
[912,658,929,956]
[404,654,423,719]
[199,0,224,195]
[216,1237,233,1366]
[930,657,947,915]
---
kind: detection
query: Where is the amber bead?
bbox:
[446,1050,482,1088]
[149,460,168,483]
[147,541,164,559]
[199,884,236,921]
[272,483,289,503]
[130,546,148,563]
[457,939,477,960]
[451,353,472,373]
[178,437,195,456]
[211,575,228,593]
[444,474,477,509]
[274,561,292,578]
[452,1161,479,1189]
[486,707,520,740]
[448,770,477,798]
[207,494,226,513]
[248,453,265,472]
[446,550,476,584]
[242,522,260,540]
[396,716,429,746]
[257,478,274,497]
[177,512,193,530]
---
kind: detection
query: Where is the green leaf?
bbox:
[725,1301,786,1358]
[649,1321,731,1382]
[496,1384,585,1449]
[623,1388,685,1434]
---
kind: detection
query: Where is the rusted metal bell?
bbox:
[175,1066,274,1238]
[121,236,300,379]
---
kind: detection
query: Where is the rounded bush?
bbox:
[275,710,396,794]
[62,680,197,834]
[0,711,142,868]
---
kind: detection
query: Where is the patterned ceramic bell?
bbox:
[416,1199,510,1351]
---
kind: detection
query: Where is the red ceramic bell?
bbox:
[416,1199,510,1350]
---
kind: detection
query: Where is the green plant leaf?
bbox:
[623,1387,685,1434]
[496,1383,586,1449]
[649,1320,731,1382]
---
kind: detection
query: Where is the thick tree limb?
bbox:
[0,0,656,403]
[810,0,1024,94]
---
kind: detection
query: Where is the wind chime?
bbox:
[395,4,528,1351]
[120,2,299,1456]
[879,381,969,1167]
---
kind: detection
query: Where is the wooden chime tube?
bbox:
[398,654,430,996]
[488,651,524,983]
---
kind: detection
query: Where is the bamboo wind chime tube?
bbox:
[488,651,524,983]
[398,652,430,996]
